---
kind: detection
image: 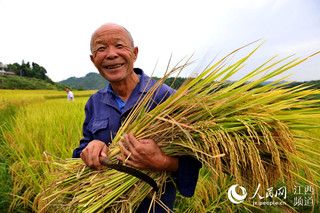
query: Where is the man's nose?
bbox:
[106,46,118,60]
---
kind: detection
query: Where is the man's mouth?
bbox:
[105,64,124,70]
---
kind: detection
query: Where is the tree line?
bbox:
[1,61,70,90]
[5,61,54,84]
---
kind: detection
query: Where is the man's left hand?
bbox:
[117,133,178,172]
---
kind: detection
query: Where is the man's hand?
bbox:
[117,133,178,172]
[80,140,108,170]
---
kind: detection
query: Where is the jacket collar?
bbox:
[98,68,152,94]
[100,68,153,114]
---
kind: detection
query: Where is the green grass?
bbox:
[0,91,92,212]
[0,74,66,90]
[0,104,20,212]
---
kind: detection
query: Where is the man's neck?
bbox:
[110,71,140,102]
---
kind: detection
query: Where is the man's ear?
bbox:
[133,46,139,62]
[90,55,94,63]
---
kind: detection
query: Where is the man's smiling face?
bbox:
[90,24,138,83]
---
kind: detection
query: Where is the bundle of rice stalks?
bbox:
[35,43,320,212]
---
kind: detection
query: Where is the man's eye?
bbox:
[116,44,124,48]
[96,47,105,52]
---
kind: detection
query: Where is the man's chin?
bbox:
[102,74,124,83]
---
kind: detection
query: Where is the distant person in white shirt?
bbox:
[66,87,75,101]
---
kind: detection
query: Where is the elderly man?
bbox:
[72,23,201,212]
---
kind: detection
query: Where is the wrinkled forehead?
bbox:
[90,26,132,49]
[94,26,127,37]
[94,30,127,41]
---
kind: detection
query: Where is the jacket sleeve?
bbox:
[72,98,93,158]
[171,155,202,197]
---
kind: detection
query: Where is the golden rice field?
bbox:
[0,89,319,213]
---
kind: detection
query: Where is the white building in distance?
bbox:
[0,62,15,75]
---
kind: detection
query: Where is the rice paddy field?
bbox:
[0,86,319,213]
[1,44,320,213]
[0,90,94,212]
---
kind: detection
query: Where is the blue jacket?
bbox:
[73,68,201,212]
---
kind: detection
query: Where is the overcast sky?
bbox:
[0,0,319,82]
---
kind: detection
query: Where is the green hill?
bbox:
[59,73,188,90]
[59,72,320,91]
[0,75,68,90]
[59,72,108,90]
